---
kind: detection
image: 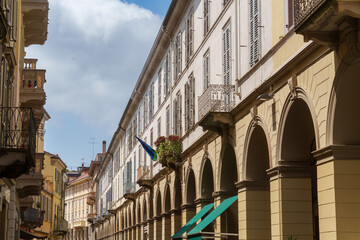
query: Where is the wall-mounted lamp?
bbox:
[256,93,274,101]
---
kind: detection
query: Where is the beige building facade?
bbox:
[94,0,360,240]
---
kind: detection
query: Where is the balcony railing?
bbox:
[21,207,44,229]
[22,59,46,90]
[198,84,235,120]
[53,218,68,235]
[137,166,150,182]
[87,213,96,223]
[294,0,327,28]
[0,107,36,154]
[0,107,36,178]
[124,182,136,194]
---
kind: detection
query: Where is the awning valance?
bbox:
[171,203,214,239]
[186,195,238,240]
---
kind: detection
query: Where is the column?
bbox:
[313,145,360,240]
[180,204,196,227]
[236,181,271,240]
[162,213,171,240]
[170,209,181,236]
[267,164,314,240]
[153,216,162,240]
[147,219,154,240]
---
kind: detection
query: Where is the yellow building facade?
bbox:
[94,1,360,240]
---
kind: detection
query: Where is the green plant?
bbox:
[36,202,41,209]
[287,236,298,240]
[156,135,182,169]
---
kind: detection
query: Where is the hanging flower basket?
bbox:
[155,135,182,169]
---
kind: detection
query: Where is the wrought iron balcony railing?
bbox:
[0,107,36,158]
[294,0,327,29]
[21,207,44,229]
[198,84,235,120]
[53,218,68,235]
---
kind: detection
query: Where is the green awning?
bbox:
[171,203,214,239]
[186,195,238,239]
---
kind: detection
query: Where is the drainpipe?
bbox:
[235,0,242,99]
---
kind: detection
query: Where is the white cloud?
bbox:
[26,0,162,134]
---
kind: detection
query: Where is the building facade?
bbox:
[65,165,92,240]
[0,0,50,239]
[93,0,360,240]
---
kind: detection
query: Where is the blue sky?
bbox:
[27,0,171,170]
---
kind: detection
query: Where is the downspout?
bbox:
[235,0,242,98]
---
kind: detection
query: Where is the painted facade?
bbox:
[92,0,360,240]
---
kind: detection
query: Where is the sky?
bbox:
[26,0,171,170]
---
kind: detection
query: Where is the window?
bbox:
[144,137,147,167]
[250,0,260,66]
[185,74,195,132]
[133,118,137,144]
[204,0,210,35]
[166,106,170,137]
[173,91,182,136]
[143,94,148,128]
[149,83,154,119]
[150,128,153,148]
[223,23,231,85]
[203,50,210,91]
[158,69,162,107]
[174,32,182,80]
[286,0,294,29]
[157,118,161,138]
[186,10,194,63]
[164,53,170,97]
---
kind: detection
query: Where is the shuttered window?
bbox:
[223,24,231,85]
[204,0,210,35]
[174,32,182,80]
[166,106,170,136]
[250,0,260,66]
[203,50,210,91]
[158,69,162,107]
[164,53,170,97]
[186,10,194,63]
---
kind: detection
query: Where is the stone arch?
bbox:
[155,190,162,216]
[136,201,141,224]
[277,90,319,239]
[218,141,238,194]
[327,60,360,145]
[242,118,271,240]
[142,198,148,222]
[185,168,196,204]
[277,89,319,162]
[199,155,215,201]
[164,184,171,213]
[243,118,271,180]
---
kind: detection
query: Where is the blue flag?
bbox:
[136,136,157,161]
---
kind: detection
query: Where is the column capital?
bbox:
[313,144,360,165]
[169,208,181,215]
[161,212,171,218]
[180,203,196,211]
[212,190,234,199]
[194,197,211,205]
[266,163,313,181]
[235,180,269,192]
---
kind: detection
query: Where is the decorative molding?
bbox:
[288,75,298,100]
[312,144,360,165]
[266,163,313,181]
[235,180,269,192]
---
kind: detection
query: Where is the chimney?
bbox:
[81,163,84,171]
[102,141,106,154]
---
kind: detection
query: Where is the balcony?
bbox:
[21,207,44,229]
[20,59,46,129]
[294,0,360,45]
[123,182,136,201]
[87,191,96,205]
[53,218,68,235]
[87,213,96,224]
[198,84,235,132]
[16,168,43,198]
[0,107,36,178]
[22,0,49,47]
[136,166,152,189]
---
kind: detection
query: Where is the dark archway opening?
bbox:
[201,158,215,233]
[219,144,238,239]
[281,99,319,240]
